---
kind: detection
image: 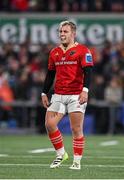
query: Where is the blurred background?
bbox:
[0,0,124,135]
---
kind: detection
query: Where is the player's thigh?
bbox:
[69,111,84,138]
[67,95,87,114]
[47,94,66,114]
[45,111,64,127]
[69,112,84,133]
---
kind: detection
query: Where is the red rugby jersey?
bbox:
[48,43,93,95]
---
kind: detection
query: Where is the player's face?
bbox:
[59,25,75,45]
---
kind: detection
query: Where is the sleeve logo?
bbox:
[85,53,92,63]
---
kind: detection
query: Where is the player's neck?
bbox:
[60,42,78,52]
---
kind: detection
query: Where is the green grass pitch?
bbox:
[0,135,124,179]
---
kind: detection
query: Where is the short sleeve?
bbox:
[48,50,56,70]
[80,47,94,68]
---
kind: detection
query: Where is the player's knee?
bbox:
[71,125,82,137]
[45,119,56,132]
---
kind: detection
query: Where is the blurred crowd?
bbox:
[89,40,124,133]
[0,39,124,132]
[90,40,124,103]
[0,0,124,13]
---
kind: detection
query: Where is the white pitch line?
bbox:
[100,140,118,146]
[1,155,124,159]
[0,154,8,157]
[28,148,55,153]
[0,164,124,168]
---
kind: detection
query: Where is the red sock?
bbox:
[48,129,64,150]
[73,136,85,156]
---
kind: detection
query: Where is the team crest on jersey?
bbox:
[85,53,92,63]
[70,50,76,56]
[55,52,59,56]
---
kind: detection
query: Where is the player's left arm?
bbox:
[78,66,93,104]
[79,46,93,104]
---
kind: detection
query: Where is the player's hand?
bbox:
[78,91,88,105]
[41,94,49,108]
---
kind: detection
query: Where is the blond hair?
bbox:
[59,21,76,32]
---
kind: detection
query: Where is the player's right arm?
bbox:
[41,49,56,108]
[41,70,56,108]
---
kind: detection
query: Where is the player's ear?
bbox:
[73,31,76,38]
